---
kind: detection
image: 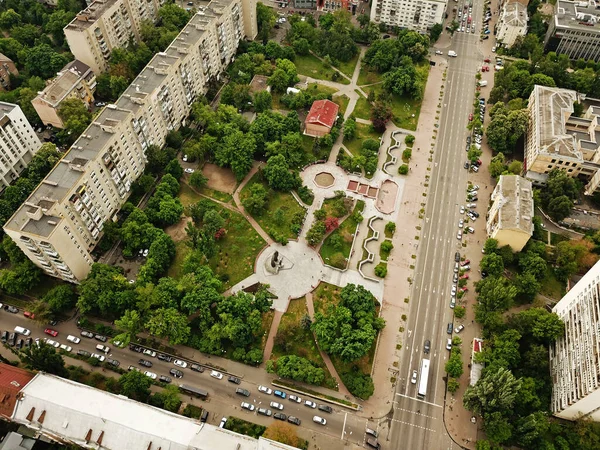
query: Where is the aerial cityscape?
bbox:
[0,0,598,449]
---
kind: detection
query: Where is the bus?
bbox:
[179,384,209,399]
[417,359,430,400]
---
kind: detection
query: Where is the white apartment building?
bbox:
[0,103,42,191]
[496,1,528,47]
[370,0,446,31]
[524,85,600,195]
[550,259,600,420]
[4,0,257,283]
[64,0,167,74]
[544,0,600,62]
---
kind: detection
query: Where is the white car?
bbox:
[305,400,317,409]
[60,344,72,352]
[210,370,223,380]
[466,203,476,208]
[91,353,105,362]
[455,325,465,333]
[435,50,443,55]
[66,335,81,344]
[451,285,457,295]
[492,46,496,52]
[144,371,157,380]
[270,401,284,410]
[182,154,188,162]
[458,219,464,228]
[258,385,272,395]
[184,168,195,174]
[460,205,465,214]
[457,231,463,240]
[289,395,301,403]
[470,185,480,190]
[313,416,326,425]
[142,249,149,257]
[411,370,418,384]
[173,359,188,368]
[45,339,60,348]
[142,349,156,358]
[96,344,110,353]
[241,402,255,411]
[446,339,453,351]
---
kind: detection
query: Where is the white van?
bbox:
[14,326,31,336]
[478,80,488,87]
[447,50,457,57]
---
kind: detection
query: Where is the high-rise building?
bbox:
[0,102,42,191]
[524,85,600,195]
[63,0,167,74]
[544,0,600,62]
[550,259,600,420]
[4,0,257,283]
[31,60,97,129]
[370,0,446,31]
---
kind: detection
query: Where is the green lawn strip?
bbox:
[259,310,275,352]
[295,54,351,85]
[357,65,383,87]
[353,91,372,120]
[271,297,337,389]
[333,53,359,79]
[239,173,306,240]
[273,379,359,409]
[167,241,191,279]
[196,185,233,203]
[224,417,266,439]
[333,94,350,116]
[343,122,381,157]
[320,201,364,269]
[305,82,338,97]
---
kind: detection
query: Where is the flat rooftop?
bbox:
[495,175,534,236]
[65,0,121,31]
[555,0,600,33]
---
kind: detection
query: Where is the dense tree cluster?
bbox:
[537,168,580,222]
[485,100,528,155]
[338,138,380,176]
[268,355,326,384]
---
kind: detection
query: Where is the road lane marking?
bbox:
[392,405,437,420]
[389,418,437,433]
[341,412,347,440]
[396,393,443,408]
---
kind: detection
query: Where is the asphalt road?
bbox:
[389,1,486,449]
[0,310,376,446]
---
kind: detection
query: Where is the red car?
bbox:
[23,311,35,319]
[468,113,473,121]
[460,259,470,266]
[460,287,469,293]
[460,274,469,280]
[484,58,491,63]
[44,328,58,337]
[482,66,489,72]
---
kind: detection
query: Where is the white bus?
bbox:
[417,359,430,399]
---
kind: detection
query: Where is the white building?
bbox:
[0,102,42,191]
[370,0,446,31]
[11,372,297,450]
[497,1,528,47]
[550,259,600,420]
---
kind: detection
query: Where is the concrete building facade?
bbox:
[63,0,167,74]
[496,1,528,47]
[4,0,257,283]
[524,85,600,195]
[31,60,97,129]
[0,103,42,192]
[485,175,534,252]
[550,259,600,420]
[544,0,600,62]
[0,53,18,91]
[370,0,446,31]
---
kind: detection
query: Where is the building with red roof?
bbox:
[304,99,339,138]
[0,364,33,420]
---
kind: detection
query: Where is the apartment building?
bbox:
[524,85,600,195]
[0,103,42,192]
[544,0,600,62]
[316,0,358,12]
[4,0,257,283]
[63,0,167,74]
[370,0,446,31]
[31,60,97,129]
[485,175,534,252]
[0,53,18,91]
[550,259,600,420]
[496,0,528,47]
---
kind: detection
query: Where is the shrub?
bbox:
[405,134,415,145]
[454,305,466,319]
[402,149,412,162]
[380,240,393,254]
[398,164,409,175]
[324,217,339,233]
[297,185,314,205]
[385,222,396,235]
[447,378,460,393]
[330,252,347,269]
[374,263,387,278]
[341,371,374,400]
[314,208,326,220]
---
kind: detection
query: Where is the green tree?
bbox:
[42,285,77,317]
[57,98,92,145]
[21,341,68,377]
[547,195,573,222]
[371,100,392,132]
[445,351,464,378]
[77,264,133,318]
[489,153,507,178]
[429,23,443,42]
[189,171,208,189]
[554,241,580,281]
[273,355,325,384]
[448,378,460,393]
[242,183,268,215]
[254,90,272,113]
[484,411,514,444]
[20,43,70,79]
[0,9,21,30]
[480,253,505,277]
[157,3,192,30]
[119,370,152,401]
[146,307,191,345]
[114,309,142,347]
[256,2,276,43]
[45,9,76,46]
[165,159,183,180]
[263,154,300,191]
[463,367,522,416]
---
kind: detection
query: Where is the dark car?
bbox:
[236,388,250,397]
[228,375,241,384]
[1,331,7,343]
[447,323,453,334]
[106,358,120,368]
[7,333,16,346]
[287,416,301,426]
[190,364,204,373]
[424,340,431,354]
[159,375,172,384]
[170,368,184,378]
[455,252,460,262]
[274,412,287,421]
[157,353,172,362]
[464,161,470,169]
[318,404,333,414]
[483,35,489,40]
[200,410,209,423]
[138,359,153,368]
[481,271,488,278]
[466,136,471,144]
[129,344,143,353]
[15,339,23,350]
[80,330,94,338]
[24,338,32,348]
[77,349,91,357]
[470,211,480,218]
[94,334,108,342]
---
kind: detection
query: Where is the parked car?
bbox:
[270,401,284,410]
[304,400,317,408]
[129,344,142,352]
[138,359,153,368]
[228,376,241,384]
[107,358,120,367]
[424,340,431,354]
[159,375,172,384]
[289,395,301,403]
[0,331,7,343]
[142,348,156,358]
[446,339,453,351]
[173,359,188,368]
[45,339,59,348]
[94,334,108,342]
[447,323,453,334]
[91,353,105,362]
[287,416,301,426]
[15,339,23,350]
[190,364,204,372]
[236,388,250,397]
[59,344,72,352]
[210,370,223,380]
[67,335,81,344]
[144,371,157,380]
[318,404,333,414]
[274,412,287,421]
[411,370,418,384]
[466,226,475,234]
[96,344,110,353]
[219,417,227,428]
[241,402,255,411]
[170,368,184,378]
[24,338,32,348]
[455,325,465,333]
[257,408,272,417]
[313,416,327,425]
[157,353,173,362]
[77,349,90,358]
[23,311,35,319]
[258,385,272,395]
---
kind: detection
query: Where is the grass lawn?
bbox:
[295,53,351,85]
[357,65,383,87]
[333,94,350,116]
[540,266,566,300]
[334,53,360,79]
[178,182,203,208]
[320,200,365,269]
[305,82,337,97]
[271,297,337,389]
[167,241,191,279]
[353,91,372,120]
[343,122,381,157]
[196,185,233,204]
[240,173,306,240]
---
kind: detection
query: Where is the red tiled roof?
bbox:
[473,338,483,353]
[305,99,339,129]
[0,364,34,419]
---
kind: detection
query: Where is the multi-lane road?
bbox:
[390,1,486,449]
